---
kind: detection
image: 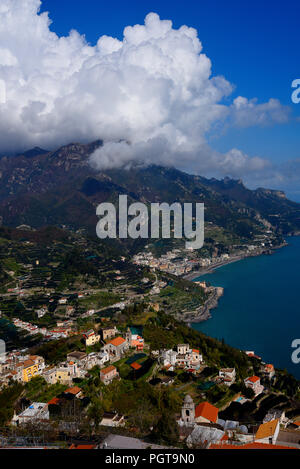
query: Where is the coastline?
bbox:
[181,242,288,324]
[183,254,245,282]
[179,286,223,325]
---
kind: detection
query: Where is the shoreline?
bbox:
[180,286,223,325]
[183,241,288,282]
[183,254,245,281]
[181,242,288,324]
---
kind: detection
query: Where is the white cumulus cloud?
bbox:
[0,0,291,181]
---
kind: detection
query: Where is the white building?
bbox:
[159,349,177,368]
[244,376,264,396]
[218,368,236,386]
[177,344,190,355]
[175,345,203,370]
[12,403,49,426]
[263,410,286,425]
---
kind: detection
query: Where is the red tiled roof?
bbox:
[64,386,82,395]
[210,442,297,450]
[265,364,274,371]
[108,337,126,347]
[255,419,278,440]
[195,401,218,423]
[246,375,260,383]
[48,397,60,406]
[100,365,116,375]
[22,359,35,368]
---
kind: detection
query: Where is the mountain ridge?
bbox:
[0,141,299,242]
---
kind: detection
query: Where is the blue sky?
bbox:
[39,0,300,198]
[40,0,300,106]
[2,0,299,199]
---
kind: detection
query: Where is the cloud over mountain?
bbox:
[0,0,292,183]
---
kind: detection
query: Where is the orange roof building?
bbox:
[247,375,260,383]
[195,401,218,424]
[264,364,275,376]
[265,364,274,370]
[108,337,126,347]
[100,365,119,385]
[255,419,279,443]
[100,365,117,375]
[64,386,82,396]
[48,397,60,406]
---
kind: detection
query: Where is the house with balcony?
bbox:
[244,375,264,396]
[218,368,236,386]
[175,344,203,370]
[83,329,100,347]
[43,361,79,386]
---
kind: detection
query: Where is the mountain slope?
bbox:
[0,141,299,243]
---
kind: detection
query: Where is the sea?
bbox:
[192,236,300,380]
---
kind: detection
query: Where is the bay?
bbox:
[192,236,300,379]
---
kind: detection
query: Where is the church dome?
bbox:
[184,394,194,404]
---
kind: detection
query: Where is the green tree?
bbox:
[87,399,103,428]
[151,412,179,445]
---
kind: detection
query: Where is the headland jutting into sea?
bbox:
[182,241,288,324]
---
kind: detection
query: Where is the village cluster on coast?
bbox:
[132,234,283,323]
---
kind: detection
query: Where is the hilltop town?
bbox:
[1,320,300,449]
